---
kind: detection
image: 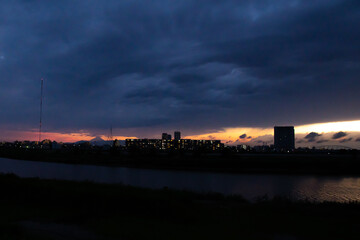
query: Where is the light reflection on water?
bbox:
[1,157,360,202]
[291,177,360,202]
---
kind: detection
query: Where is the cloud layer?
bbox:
[305,132,322,142]
[332,131,347,139]
[1,0,360,138]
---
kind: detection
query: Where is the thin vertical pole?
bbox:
[110,125,113,141]
[39,78,44,143]
[108,125,113,141]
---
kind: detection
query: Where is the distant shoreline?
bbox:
[1,149,360,176]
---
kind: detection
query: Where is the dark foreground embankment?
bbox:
[1,173,360,239]
[1,148,360,175]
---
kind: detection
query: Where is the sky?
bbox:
[0,0,360,147]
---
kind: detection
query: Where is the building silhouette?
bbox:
[126,136,224,151]
[174,131,181,140]
[162,133,172,141]
[274,126,295,151]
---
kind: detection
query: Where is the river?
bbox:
[1,157,360,202]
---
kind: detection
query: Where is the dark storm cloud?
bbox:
[239,134,247,139]
[356,138,360,142]
[1,0,360,137]
[305,132,322,142]
[332,131,347,139]
[248,134,273,146]
[339,138,352,143]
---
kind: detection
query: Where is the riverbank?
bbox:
[1,148,360,176]
[1,174,360,239]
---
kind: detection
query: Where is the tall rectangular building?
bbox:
[162,133,168,140]
[174,131,181,140]
[274,126,295,151]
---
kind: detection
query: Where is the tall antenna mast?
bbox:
[108,125,113,142]
[39,78,44,143]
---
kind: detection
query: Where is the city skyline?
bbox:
[2,120,360,149]
[1,2,360,239]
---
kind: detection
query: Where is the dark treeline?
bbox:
[0,146,360,175]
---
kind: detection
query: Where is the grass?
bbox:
[1,173,360,239]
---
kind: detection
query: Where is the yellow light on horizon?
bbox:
[185,120,360,143]
[296,120,360,134]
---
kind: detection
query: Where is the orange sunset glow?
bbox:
[185,120,360,144]
[2,120,360,144]
[0,130,136,143]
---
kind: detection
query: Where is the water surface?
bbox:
[1,157,360,202]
